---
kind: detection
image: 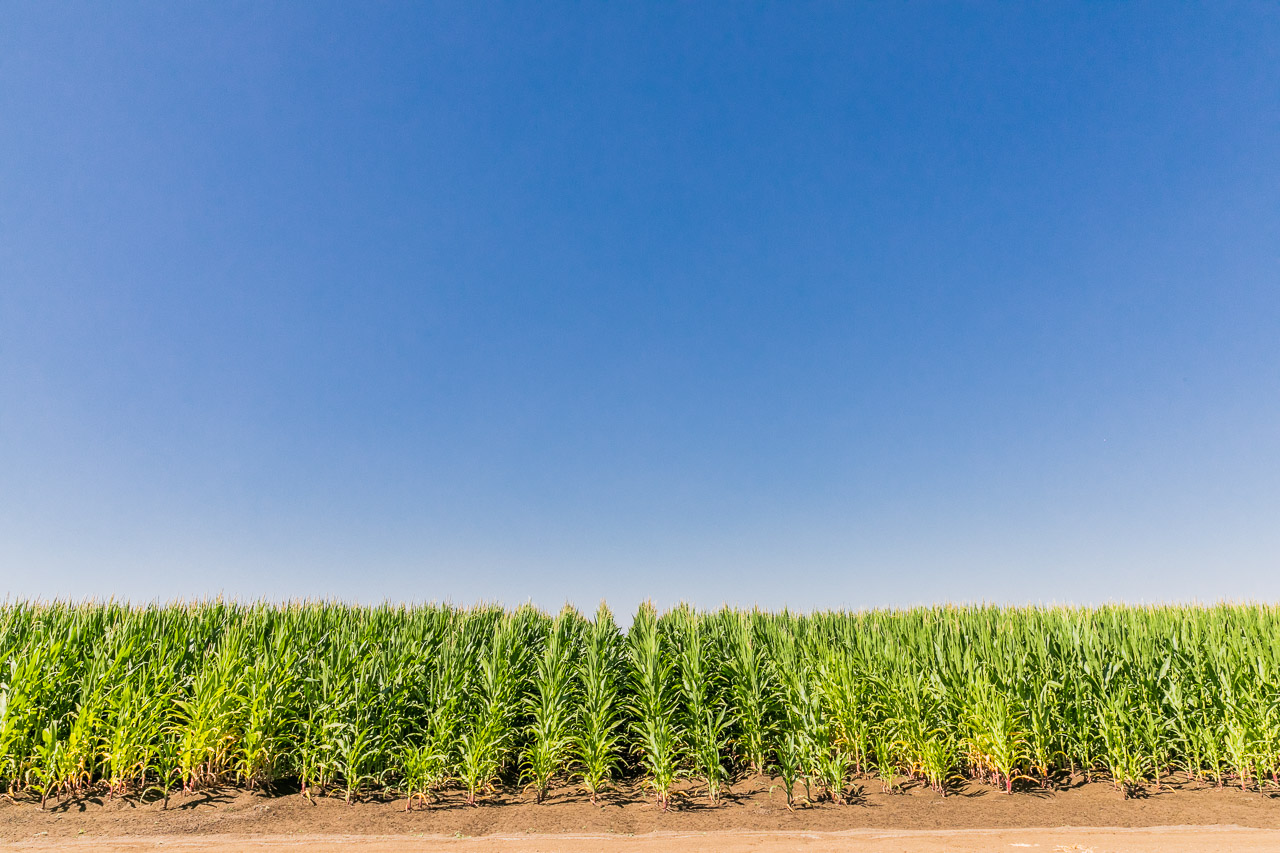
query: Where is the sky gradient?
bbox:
[2,2,1278,612]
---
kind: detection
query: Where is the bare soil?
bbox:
[4,777,1280,851]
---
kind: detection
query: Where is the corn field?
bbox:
[3,601,1280,809]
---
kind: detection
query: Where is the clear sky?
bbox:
[2,3,1278,612]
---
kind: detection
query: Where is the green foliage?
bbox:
[628,603,680,809]
[458,611,529,805]
[523,607,582,803]
[723,610,774,775]
[671,606,730,804]
[574,604,625,804]
[3,601,1280,806]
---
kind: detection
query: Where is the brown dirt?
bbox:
[3,777,1280,851]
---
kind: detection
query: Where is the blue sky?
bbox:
[2,2,1278,611]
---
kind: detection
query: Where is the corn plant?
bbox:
[870,728,899,793]
[523,608,581,802]
[459,613,527,805]
[575,604,625,804]
[764,619,829,803]
[176,623,247,791]
[628,603,679,810]
[672,607,730,804]
[236,618,301,791]
[414,624,473,803]
[723,610,773,775]
[961,677,1027,793]
[6,600,1280,805]
[772,730,804,808]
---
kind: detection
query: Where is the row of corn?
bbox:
[2,601,1280,808]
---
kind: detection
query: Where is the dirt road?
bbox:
[5,779,1280,851]
[5,827,1280,852]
